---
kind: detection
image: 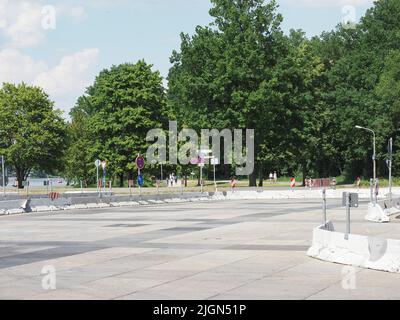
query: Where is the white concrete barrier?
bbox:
[365,203,390,223]
[308,222,400,273]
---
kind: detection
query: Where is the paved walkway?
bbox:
[0,199,399,300]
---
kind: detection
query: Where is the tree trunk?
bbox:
[258,164,264,187]
[16,167,25,189]
[249,162,257,187]
[119,174,124,188]
[302,162,307,187]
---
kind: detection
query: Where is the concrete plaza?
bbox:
[1,198,400,300]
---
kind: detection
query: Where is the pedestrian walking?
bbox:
[356,176,361,191]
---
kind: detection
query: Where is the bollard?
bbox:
[322,188,327,226]
[345,192,351,240]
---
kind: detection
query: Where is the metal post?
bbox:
[161,163,163,181]
[373,132,377,204]
[96,166,100,198]
[370,178,374,205]
[345,192,351,240]
[355,126,377,204]
[138,169,142,200]
[80,180,83,194]
[2,155,5,197]
[322,188,327,226]
[213,162,217,193]
[388,138,393,208]
[200,165,203,194]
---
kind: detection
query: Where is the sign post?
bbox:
[211,157,219,193]
[198,149,211,194]
[342,192,359,240]
[136,155,145,199]
[388,138,393,208]
[95,160,101,197]
[322,188,327,226]
[1,155,5,197]
[101,161,107,196]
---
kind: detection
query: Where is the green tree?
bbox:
[0,83,67,188]
[64,96,93,185]
[169,0,286,186]
[84,60,167,187]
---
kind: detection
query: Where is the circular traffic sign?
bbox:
[136,156,145,170]
[95,159,101,168]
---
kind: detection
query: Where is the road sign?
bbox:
[136,156,145,170]
[137,175,144,187]
[290,178,296,188]
[342,192,359,208]
[95,159,101,167]
[211,158,219,165]
[101,161,107,170]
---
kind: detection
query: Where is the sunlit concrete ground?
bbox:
[0,198,400,300]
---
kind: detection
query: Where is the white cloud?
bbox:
[0,48,47,83]
[34,48,99,111]
[1,1,45,48]
[282,0,374,8]
[0,48,99,115]
[0,0,87,48]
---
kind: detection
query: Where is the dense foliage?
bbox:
[0,83,67,187]
[4,0,400,187]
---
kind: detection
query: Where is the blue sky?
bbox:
[0,0,375,117]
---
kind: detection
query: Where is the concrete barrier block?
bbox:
[75,204,88,210]
[87,203,100,209]
[308,222,400,274]
[366,203,390,223]
[31,206,52,212]
[6,208,25,215]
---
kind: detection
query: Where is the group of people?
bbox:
[166,173,178,187]
[269,172,278,184]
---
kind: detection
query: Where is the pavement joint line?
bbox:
[112,247,273,300]
[207,259,310,300]
[79,244,228,295]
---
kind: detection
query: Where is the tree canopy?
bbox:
[0,83,67,188]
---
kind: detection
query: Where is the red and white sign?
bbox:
[49,192,60,201]
[290,178,296,188]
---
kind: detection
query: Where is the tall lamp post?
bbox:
[355,125,376,203]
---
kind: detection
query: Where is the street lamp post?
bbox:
[355,125,376,204]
